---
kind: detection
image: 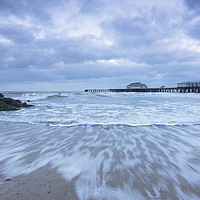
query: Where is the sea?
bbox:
[0,91,200,199]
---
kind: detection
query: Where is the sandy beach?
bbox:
[0,164,78,200]
[0,120,200,199]
[1,155,200,200]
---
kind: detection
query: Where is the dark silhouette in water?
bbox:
[0,93,33,111]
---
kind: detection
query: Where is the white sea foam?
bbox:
[1,92,200,126]
[0,122,200,199]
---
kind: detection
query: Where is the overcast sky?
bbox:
[0,0,200,91]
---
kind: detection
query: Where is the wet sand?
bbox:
[1,122,200,199]
[0,165,78,200]
[1,164,200,200]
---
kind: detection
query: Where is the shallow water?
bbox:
[0,92,200,199]
[1,91,200,126]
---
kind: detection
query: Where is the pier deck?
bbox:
[85,87,200,93]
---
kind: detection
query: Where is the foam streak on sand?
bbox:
[0,121,200,199]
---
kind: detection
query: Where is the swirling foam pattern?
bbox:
[0,122,200,199]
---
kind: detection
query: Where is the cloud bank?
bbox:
[0,0,200,90]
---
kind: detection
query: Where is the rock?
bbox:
[22,102,33,108]
[0,101,18,111]
[0,94,34,111]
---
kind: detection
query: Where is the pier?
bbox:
[85,87,200,93]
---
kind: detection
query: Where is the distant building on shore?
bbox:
[126,82,148,89]
[177,81,200,88]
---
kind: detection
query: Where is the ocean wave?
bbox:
[45,94,68,99]
[31,92,90,101]
[1,91,200,133]
[1,119,200,128]
[21,93,69,101]
[45,121,200,128]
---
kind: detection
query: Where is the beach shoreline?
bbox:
[0,117,200,199]
[0,164,79,200]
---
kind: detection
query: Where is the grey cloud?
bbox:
[79,0,103,14]
[111,17,146,37]
[188,23,200,40]
[0,0,60,21]
[0,25,34,44]
[183,0,200,40]
[184,0,200,11]
[1,0,200,90]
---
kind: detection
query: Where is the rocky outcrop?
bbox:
[0,93,34,111]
